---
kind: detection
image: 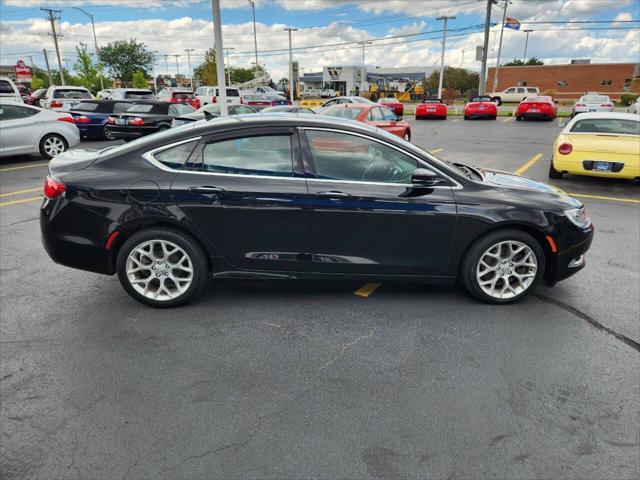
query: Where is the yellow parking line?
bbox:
[431,148,444,154]
[502,117,514,123]
[0,163,48,173]
[0,196,42,207]
[354,283,381,298]
[514,153,543,176]
[0,187,41,198]
[566,193,640,204]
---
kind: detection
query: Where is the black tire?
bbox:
[403,130,411,142]
[440,116,447,120]
[516,115,522,121]
[492,97,502,106]
[548,159,564,179]
[103,126,115,141]
[464,115,470,120]
[460,229,545,304]
[416,115,422,120]
[116,228,209,308]
[490,115,497,120]
[39,133,68,159]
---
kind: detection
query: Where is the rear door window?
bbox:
[201,135,293,177]
[154,140,198,169]
[0,104,38,120]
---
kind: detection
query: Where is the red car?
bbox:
[321,104,411,141]
[464,96,497,120]
[516,95,556,121]
[157,88,200,109]
[377,97,404,116]
[25,88,47,106]
[415,98,448,120]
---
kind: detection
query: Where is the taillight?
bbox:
[107,116,115,124]
[575,103,585,107]
[239,97,243,104]
[57,116,75,124]
[558,143,573,155]
[44,176,66,199]
[211,96,217,103]
[601,103,612,107]
[170,97,178,103]
[50,101,63,108]
[74,115,89,124]
[287,99,292,105]
[129,117,145,126]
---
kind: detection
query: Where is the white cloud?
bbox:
[388,21,426,37]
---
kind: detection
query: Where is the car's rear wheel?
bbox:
[548,159,564,179]
[116,228,208,308]
[461,229,545,304]
[39,134,68,159]
[403,130,411,142]
[490,115,497,120]
[492,97,502,106]
[516,115,522,121]
[103,126,115,140]
[464,115,470,120]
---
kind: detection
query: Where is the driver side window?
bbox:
[305,130,417,184]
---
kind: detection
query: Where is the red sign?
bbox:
[14,60,32,82]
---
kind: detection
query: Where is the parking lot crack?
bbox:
[319,328,377,370]
[534,293,640,353]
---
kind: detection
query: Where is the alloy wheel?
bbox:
[126,239,193,301]
[476,240,537,299]
[43,136,66,157]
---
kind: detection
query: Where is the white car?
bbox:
[626,96,639,114]
[571,93,614,118]
[194,86,242,105]
[0,76,23,103]
[320,96,376,108]
[108,88,155,100]
[96,89,113,99]
[247,85,285,97]
[0,100,80,159]
[41,86,93,111]
[487,86,539,105]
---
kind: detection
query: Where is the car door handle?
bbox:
[316,191,351,199]
[188,186,225,194]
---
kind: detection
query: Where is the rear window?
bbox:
[220,88,239,97]
[174,93,195,100]
[470,97,492,102]
[322,107,362,120]
[570,119,639,135]
[126,103,159,114]
[581,95,610,103]
[124,90,154,99]
[53,89,91,99]
[0,80,15,94]
[73,102,100,111]
[527,88,538,93]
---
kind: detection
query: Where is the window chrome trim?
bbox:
[300,126,462,189]
[142,136,202,172]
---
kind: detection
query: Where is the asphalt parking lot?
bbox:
[1,118,638,479]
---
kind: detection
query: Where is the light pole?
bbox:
[461,50,465,69]
[491,0,509,94]
[163,54,169,75]
[248,0,259,78]
[358,41,372,95]
[72,6,104,90]
[184,48,194,89]
[522,29,533,62]
[173,54,180,76]
[211,0,228,116]
[436,16,456,99]
[479,0,495,95]
[284,27,298,103]
[224,47,234,85]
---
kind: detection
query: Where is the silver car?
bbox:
[626,96,640,114]
[572,93,614,118]
[0,100,80,159]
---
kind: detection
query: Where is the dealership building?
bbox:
[301,65,438,95]
[486,61,639,100]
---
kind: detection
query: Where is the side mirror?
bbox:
[411,168,445,187]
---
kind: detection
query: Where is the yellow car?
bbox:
[549,112,639,182]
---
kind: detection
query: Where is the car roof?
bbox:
[49,85,89,90]
[325,103,369,109]
[562,112,639,132]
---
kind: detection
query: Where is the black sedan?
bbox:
[261,105,316,114]
[105,101,195,140]
[172,104,257,126]
[40,115,594,307]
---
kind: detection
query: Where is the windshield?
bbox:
[124,91,154,99]
[570,118,639,135]
[321,107,362,119]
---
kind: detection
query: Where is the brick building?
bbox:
[486,62,639,100]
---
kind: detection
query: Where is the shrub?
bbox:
[621,93,639,105]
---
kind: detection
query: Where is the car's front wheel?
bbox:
[461,229,545,304]
[116,228,209,307]
[39,133,68,159]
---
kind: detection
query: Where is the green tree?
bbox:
[193,48,217,86]
[426,67,479,94]
[73,43,101,92]
[98,39,153,87]
[132,69,148,88]
[229,67,255,84]
[525,57,544,65]
[503,59,525,66]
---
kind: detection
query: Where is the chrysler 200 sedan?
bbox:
[40,115,594,307]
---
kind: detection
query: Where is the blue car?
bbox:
[69,100,134,140]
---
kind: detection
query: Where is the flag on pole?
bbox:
[504,17,521,30]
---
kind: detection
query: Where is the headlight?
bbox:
[564,206,591,228]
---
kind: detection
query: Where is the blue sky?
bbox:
[1,0,638,80]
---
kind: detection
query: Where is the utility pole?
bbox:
[42,49,53,86]
[173,54,180,76]
[72,7,104,91]
[41,8,65,85]
[461,50,465,69]
[63,58,70,72]
[184,48,194,89]
[211,0,228,116]
[248,0,259,78]
[437,16,456,99]
[491,0,509,93]
[478,0,495,95]
[224,47,234,85]
[522,29,533,62]
[284,27,298,103]
[358,41,372,95]
[163,54,169,75]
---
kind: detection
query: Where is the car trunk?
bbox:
[564,134,640,159]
